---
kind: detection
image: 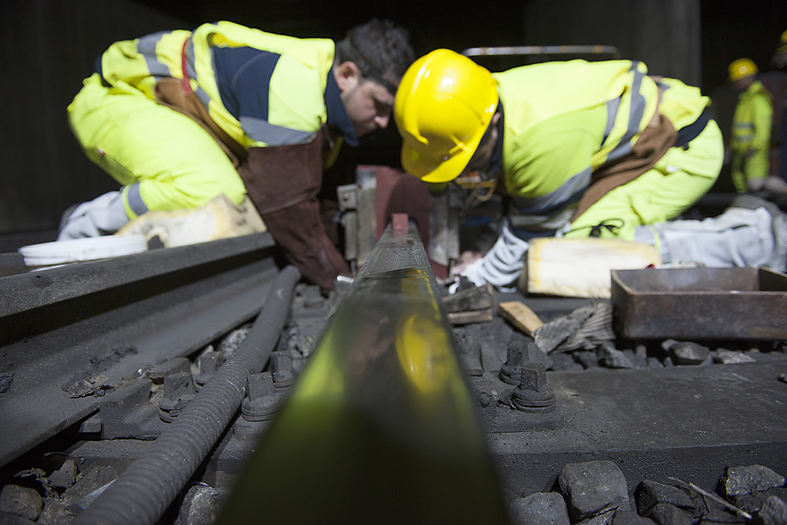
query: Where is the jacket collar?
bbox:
[489,100,505,175]
[325,69,359,147]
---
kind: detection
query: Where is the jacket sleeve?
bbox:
[751,94,774,152]
[238,130,350,294]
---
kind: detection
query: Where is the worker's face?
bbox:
[731,76,754,92]
[335,62,396,138]
[773,51,787,71]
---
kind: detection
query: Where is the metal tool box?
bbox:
[611,267,787,340]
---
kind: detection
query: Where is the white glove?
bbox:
[462,220,530,292]
[58,190,130,240]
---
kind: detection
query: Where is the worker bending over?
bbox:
[394,50,787,290]
[728,58,774,192]
[772,31,787,183]
[61,20,414,293]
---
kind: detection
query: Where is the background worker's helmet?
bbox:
[728,58,758,82]
[778,30,787,54]
[394,49,498,183]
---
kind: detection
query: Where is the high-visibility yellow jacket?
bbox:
[92,21,355,293]
[731,80,772,153]
[492,60,710,235]
[98,20,356,150]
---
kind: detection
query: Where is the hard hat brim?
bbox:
[401,142,478,184]
[728,72,756,82]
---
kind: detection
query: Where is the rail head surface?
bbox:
[0,233,276,319]
[218,221,509,524]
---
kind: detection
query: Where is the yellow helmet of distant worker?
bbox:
[778,30,787,54]
[394,49,498,183]
[728,58,758,82]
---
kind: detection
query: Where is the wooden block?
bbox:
[442,283,494,313]
[498,301,544,335]
[447,308,494,325]
[527,237,661,298]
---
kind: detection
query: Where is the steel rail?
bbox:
[462,45,621,59]
[217,219,509,524]
[0,233,279,467]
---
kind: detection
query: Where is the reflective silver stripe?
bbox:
[126,183,149,216]
[185,39,213,108]
[509,207,575,231]
[511,167,591,215]
[606,62,646,163]
[184,39,198,80]
[601,97,621,146]
[195,85,212,108]
[240,116,318,146]
[137,32,170,77]
[733,122,754,141]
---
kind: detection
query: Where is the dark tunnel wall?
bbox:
[523,0,701,84]
[1,0,784,246]
[1,0,188,243]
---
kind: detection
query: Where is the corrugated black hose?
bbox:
[73,265,302,525]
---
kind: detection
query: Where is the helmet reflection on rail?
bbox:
[395,268,459,395]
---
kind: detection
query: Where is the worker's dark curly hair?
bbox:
[335,19,414,83]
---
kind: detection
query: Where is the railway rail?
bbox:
[1,223,786,524]
[0,233,280,467]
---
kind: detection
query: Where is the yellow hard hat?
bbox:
[778,30,787,54]
[728,58,758,82]
[394,49,498,183]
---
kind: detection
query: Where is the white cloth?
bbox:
[58,190,130,240]
[462,220,530,292]
[635,205,787,272]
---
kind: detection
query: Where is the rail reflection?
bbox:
[218,221,509,524]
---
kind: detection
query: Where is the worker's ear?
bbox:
[334,61,361,93]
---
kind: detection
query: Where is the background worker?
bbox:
[773,31,787,182]
[395,50,787,291]
[728,58,774,192]
[60,19,414,293]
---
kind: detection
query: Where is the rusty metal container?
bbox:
[611,267,787,340]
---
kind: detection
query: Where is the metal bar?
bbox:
[0,233,276,336]
[73,266,301,525]
[462,45,621,60]
[217,219,509,524]
[0,234,279,467]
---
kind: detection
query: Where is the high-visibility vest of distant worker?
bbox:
[773,30,787,183]
[728,58,774,193]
